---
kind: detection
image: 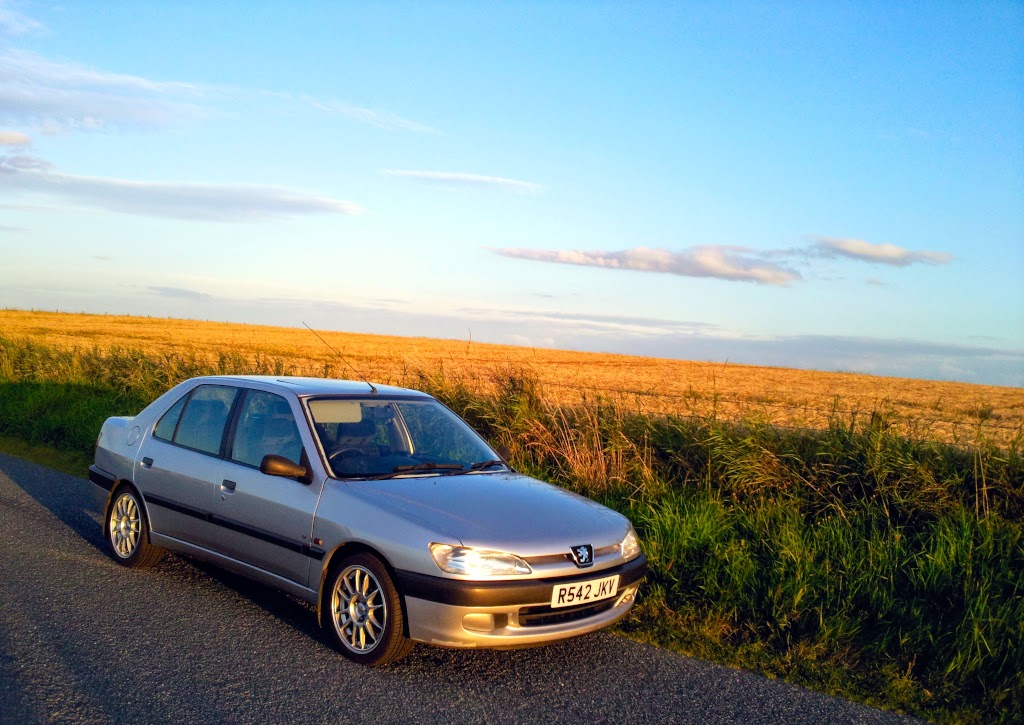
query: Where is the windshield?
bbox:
[307,397,504,479]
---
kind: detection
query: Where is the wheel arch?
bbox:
[316,541,409,636]
[103,479,156,544]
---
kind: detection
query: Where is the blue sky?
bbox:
[1,1,1022,386]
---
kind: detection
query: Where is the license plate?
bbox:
[550,574,619,608]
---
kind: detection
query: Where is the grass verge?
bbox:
[1,336,1021,722]
[0,435,92,478]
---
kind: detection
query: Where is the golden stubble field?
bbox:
[3,309,1021,446]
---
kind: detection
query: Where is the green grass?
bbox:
[0,435,92,477]
[1,335,1022,722]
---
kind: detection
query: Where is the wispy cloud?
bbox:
[0,2,43,36]
[1,8,432,135]
[300,97,435,133]
[814,237,953,266]
[0,48,206,132]
[0,130,30,146]
[382,169,544,195]
[148,286,214,301]
[1,145,363,221]
[456,306,721,337]
[494,246,801,286]
[496,235,955,286]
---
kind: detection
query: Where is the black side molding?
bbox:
[396,554,648,608]
[144,493,325,561]
[88,465,116,492]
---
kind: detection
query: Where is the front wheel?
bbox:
[324,552,413,666]
[106,486,164,568]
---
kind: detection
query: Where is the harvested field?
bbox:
[2,309,1021,446]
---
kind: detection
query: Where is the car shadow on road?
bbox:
[182,557,599,674]
[0,453,108,552]
[1,454,327,641]
[187,558,327,640]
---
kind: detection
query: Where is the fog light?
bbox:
[463,613,509,632]
[463,613,496,632]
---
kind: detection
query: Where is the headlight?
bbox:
[620,526,641,561]
[429,543,532,577]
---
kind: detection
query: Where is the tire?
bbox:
[106,486,164,568]
[323,552,413,666]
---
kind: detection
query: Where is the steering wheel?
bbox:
[328,447,365,465]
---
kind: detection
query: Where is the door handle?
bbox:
[141,457,154,469]
[221,479,237,492]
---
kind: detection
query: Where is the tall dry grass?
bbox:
[4,309,1022,447]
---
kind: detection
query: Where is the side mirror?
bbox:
[260,454,310,483]
[495,444,512,462]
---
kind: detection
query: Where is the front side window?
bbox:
[231,390,304,467]
[309,398,498,479]
[172,385,238,456]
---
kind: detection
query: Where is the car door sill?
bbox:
[149,532,318,605]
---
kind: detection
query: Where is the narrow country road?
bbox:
[0,454,913,724]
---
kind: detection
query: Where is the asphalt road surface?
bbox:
[0,454,915,724]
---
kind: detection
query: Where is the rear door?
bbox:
[210,387,321,587]
[134,384,240,550]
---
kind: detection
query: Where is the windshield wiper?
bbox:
[349,461,498,481]
[392,462,464,474]
[468,459,507,471]
[345,463,465,481]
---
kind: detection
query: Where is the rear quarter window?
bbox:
[153,393,188,442]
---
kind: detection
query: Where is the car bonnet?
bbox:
[342,472,627,557]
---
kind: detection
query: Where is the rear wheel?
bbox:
[324,552,413,666]
[106,486,164,568]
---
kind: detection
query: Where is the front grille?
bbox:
[525,543,620,567]
[518,599,616,627]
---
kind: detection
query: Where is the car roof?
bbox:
[192,375,433,398]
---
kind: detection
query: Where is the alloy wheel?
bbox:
[109,492,141,559]
[331,565,387,653]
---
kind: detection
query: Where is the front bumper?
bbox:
[396,555,647,648]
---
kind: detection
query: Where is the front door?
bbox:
[211,388,319,587]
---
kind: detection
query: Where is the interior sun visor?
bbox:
[308,400,363,423]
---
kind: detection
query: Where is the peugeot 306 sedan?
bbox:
[90,375,647,665]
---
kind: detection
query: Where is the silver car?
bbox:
[90,375,646,665]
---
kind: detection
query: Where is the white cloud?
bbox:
[1,40,432,135]
[814,237,953,266]
[0,2,43,36]
[0,48,204,131]
[148,286,214,301]
[0,151,363,221]
[301,97,435,133]
[494,246,800,286]
[496,236,955,286]
[457,306,723,338]
[0,130,30,146]
[382,169,544,195]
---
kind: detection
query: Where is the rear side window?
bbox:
[153,394,188,442]
[172,385,238,456]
